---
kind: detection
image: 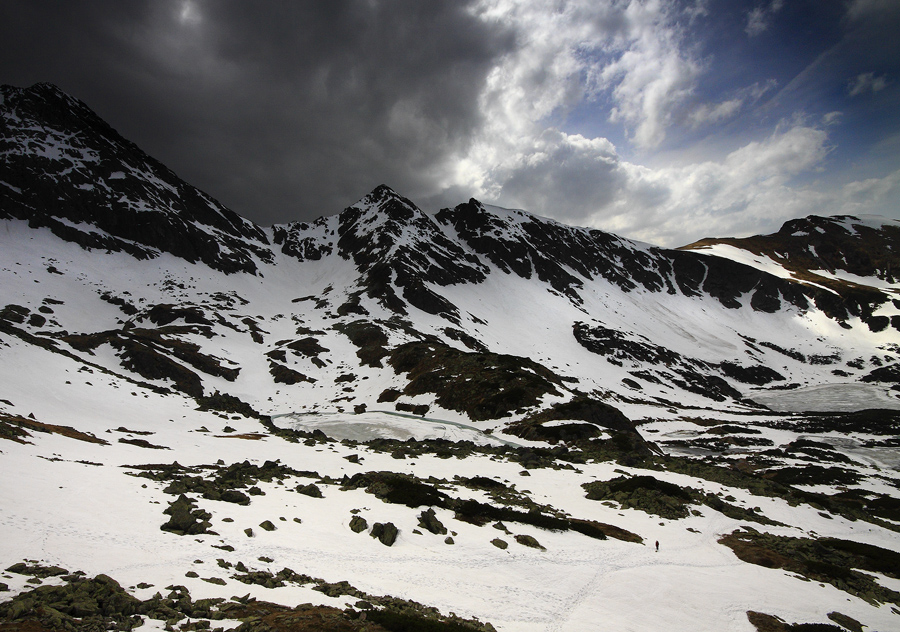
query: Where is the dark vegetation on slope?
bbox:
[747,610,851,632]
[340,471,642,543]
[334,320,390,367]
[507,395,642,443]
[0,412,108,446]
[758,409,900,435]
[0,305,172,396]
[0,565,495,632]
[387,341,569,421]
[64,326,238,398]
[573,321,765,403]
[583,475,782,525]
[720,528,900,605]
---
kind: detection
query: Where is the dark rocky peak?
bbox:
[684,214,900,282]
[773,215,900,281]
[334,185,488,319]
[336,184,429,260]
[1,82,99,127]
[680,214,900,326]
[0,82,271,274]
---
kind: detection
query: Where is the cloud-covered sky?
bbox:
[2,0,898,246]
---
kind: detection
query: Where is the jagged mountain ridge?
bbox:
[2,83,886,324]
[2,82,900,433]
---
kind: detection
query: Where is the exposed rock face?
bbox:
[0,83,271,274]
[435,199,813,314]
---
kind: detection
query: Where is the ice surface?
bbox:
[750,382,900,412]
[273,411,514,446]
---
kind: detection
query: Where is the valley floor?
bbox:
[2,384,899,632]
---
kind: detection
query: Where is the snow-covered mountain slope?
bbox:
[2,82,900,632]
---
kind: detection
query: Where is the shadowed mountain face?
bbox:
[0,83,271,274]
[1,82,899,424]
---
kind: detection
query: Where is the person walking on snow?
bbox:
[655,540,659,552]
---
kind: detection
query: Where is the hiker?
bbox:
[655,540,659,552]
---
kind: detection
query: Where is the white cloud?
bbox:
[847,0,900,21]
[745,7,768,37]
[601,23,704,148]
[468,0,706,154]
[450,0,713,214]
[840,169,900,212]
[486,123,838,247]
[688,99,743,127]
[601,125,833,245]
[688,79,776,128]
[435,2,891,249]
[822,111,843,126]
[745,0,783,37]
[848,71,888,96]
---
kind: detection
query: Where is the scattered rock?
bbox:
[514,534,545,550]
[418,508,448,535]
[296,483,323,498]
[160,495,212,536]
[491,538,508,550]
[349,516,368,533]
[5,563,69,578]
[219,490,251,505]
[370,522,398,547]
[212,544,235,552]
[202,577,226,586]
[259,520,276,532]
[827,611,864,632]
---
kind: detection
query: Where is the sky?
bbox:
[1,0,898,247]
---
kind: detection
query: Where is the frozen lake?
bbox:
[271,410,517,446]
[749,383,900,412]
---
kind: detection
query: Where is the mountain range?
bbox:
[1,82,899,632]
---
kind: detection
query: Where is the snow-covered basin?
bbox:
[749,382,900,412]
[272,410,518,446]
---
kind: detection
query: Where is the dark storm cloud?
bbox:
[0,0,515,224]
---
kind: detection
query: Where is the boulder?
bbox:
[370,522,398,546]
